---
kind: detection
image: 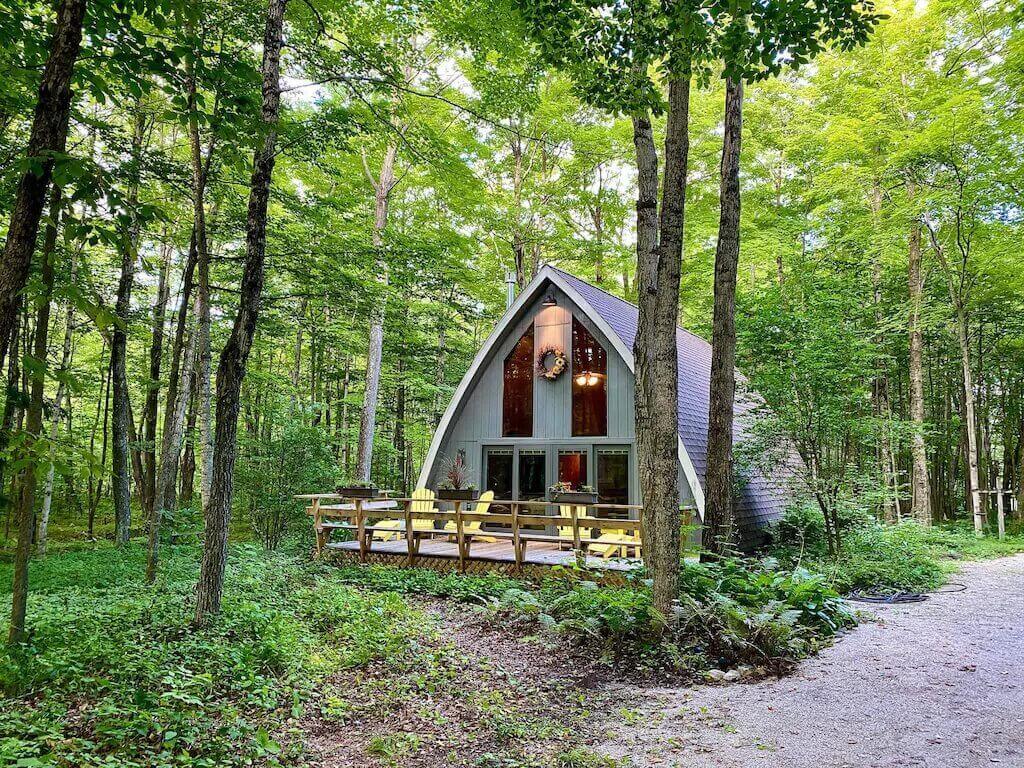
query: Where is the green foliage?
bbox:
[235,408,340,549]
[771,511,1024,594]
[330,560,853,676]
[0,545,424,767]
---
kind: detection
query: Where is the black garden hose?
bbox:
[846,581,967,604]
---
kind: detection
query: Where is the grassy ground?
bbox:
[0,542,628,767]
[0,531,859,767]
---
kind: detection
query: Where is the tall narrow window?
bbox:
[503,323,534,437]
[572,317,607,436]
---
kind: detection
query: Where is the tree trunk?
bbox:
[907,217,931,523]
[0,306,21,538]
[38,250,76,554]
[185,52,215,512]
[633,76,689,619]
[149,322,197,581]
[142,241,171,516]
[194,0,286,624]
[86,340,110,536]
[157,233,198,509]
[928,227,982,534]
[704,77,743,556]
[180,370,198,504]
[0,0,87,373]
[869,182,897,523]
[355,139,397,482]
[110,110,145,547]
[8,185,60,645]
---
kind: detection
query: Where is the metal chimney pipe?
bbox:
[504,270,516,309]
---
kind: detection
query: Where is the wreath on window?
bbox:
[536,345,567,381]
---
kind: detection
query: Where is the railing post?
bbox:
[404,499,415,564]
[355,499,367,562]
[571,504,584,568]
[512,501,523,572]
[455,500,466,572]
[312,496,323,558]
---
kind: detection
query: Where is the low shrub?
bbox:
[771,509,1024,594]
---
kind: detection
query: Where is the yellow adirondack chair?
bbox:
[557,504,588,549]
[589,529,642,559]
[444,490,497,542]
[373,488,438,541]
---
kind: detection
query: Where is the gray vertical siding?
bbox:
[426,287,641,499]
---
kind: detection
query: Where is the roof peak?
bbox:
[543,263,711,348]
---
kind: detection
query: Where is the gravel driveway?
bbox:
[600,554,1024,768]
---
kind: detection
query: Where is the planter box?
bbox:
[336,486,379,499]
[551,491,598,505]
[436,488,481,502]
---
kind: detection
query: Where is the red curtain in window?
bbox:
[572,317,607,436]
[502,324,534,437]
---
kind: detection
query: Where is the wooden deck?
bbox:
[297,492,681,582]
[326,537,640,572]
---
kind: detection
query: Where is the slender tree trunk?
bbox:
[0,307,21,539]
[1015,412,1024,516]
[340,355,351,470]
[86,339,109,535]
[928,227,982,533]
[0,0,87,372]
[8,185,60,645]
[180,370,198,504]
[869,183,897,523]
[185,57,215,511]
[149,323,196,581]
[291,296,306,398]
[142,241,171,516]
[704,77,742,556]
[355,140,397,482]
[633,76,689,618]
[38,252,76,554]
[394,359,406,494]
[194,0,286,624]
[907,217,931,524]
[157,233,197,505]
[111,111,145,546]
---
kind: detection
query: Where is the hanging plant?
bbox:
[536,345,567,381]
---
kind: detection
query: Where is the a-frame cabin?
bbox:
[419,265,798,549]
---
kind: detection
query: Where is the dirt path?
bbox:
[600,555,1024,768]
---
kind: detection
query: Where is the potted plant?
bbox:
[436,451,480,501]
[549,482,598,505]
[335,480,379,498]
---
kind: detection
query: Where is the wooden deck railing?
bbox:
[295,493,673,572]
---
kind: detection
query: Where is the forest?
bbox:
[1,0,1023,765]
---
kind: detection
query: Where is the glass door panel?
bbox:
[518,449,547,501]
[597,448,630,520]
[485,448,513,510]
[557,449,589,489]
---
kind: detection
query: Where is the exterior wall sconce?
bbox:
[541,293,557,307]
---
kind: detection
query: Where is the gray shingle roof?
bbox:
[550,266,799,548]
